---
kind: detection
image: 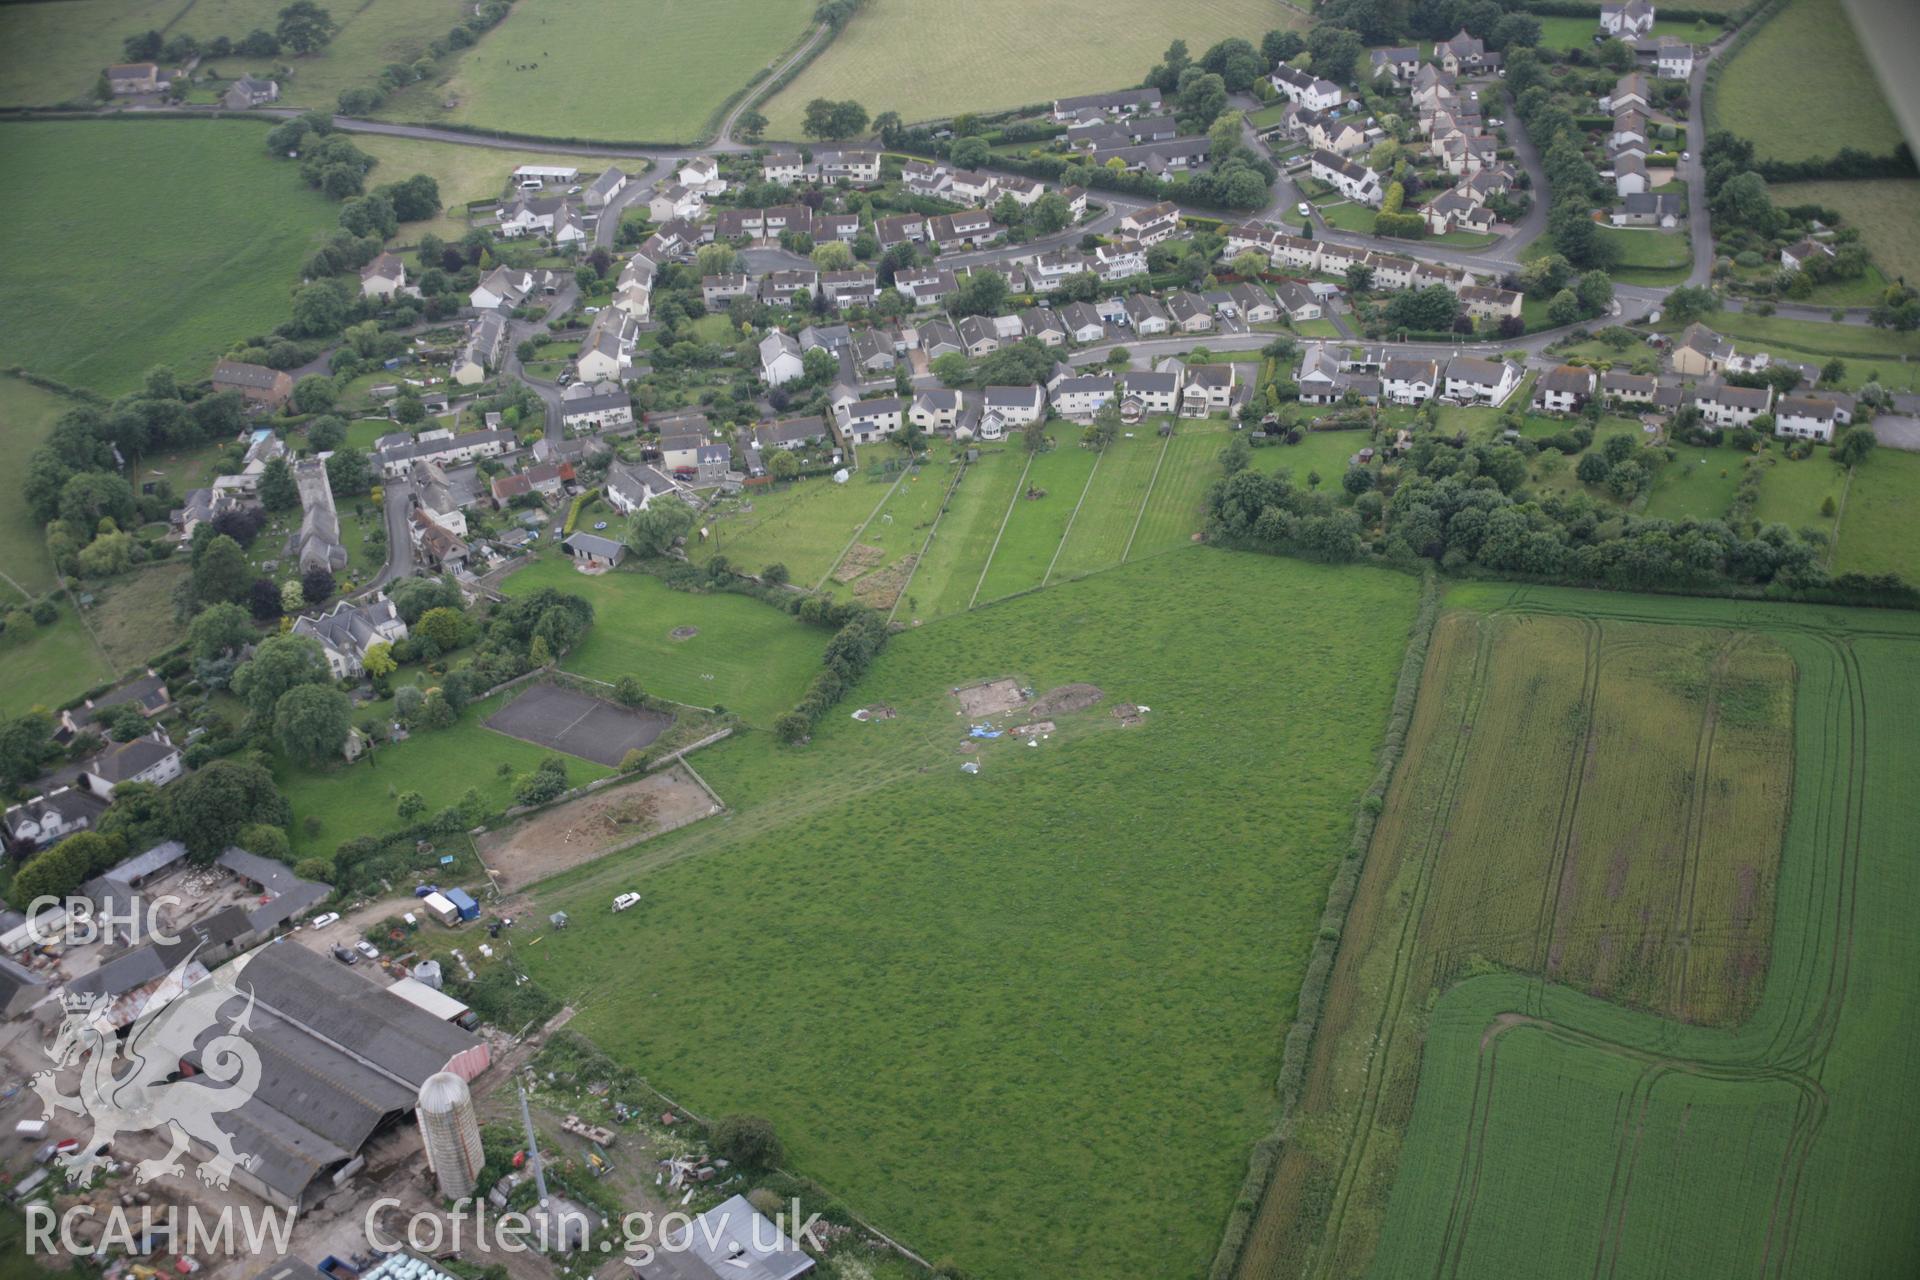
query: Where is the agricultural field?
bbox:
[759,0,1307,136]
[1236,586,1920,1280]
[392,0,813,142]
[520,548,1421,1280]
[352,136,635,243]
[0,377,71,597]
[0,0,458,109]
[1710,0,1903,163]
[497,555,829,728]
[1831,448,1920,584]
[0,120,335,395]
[1769,178,1920,286]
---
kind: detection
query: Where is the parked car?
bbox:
[354,940,380,960]
[1297,202,1313,218]
[613,892,642,912]
[331,945,359,965]
[310,911,340,929]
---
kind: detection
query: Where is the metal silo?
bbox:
[417,1071,484,1199]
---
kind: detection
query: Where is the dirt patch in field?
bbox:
[1111,703,1144,727]
[475,765,719,890]
[1029,683,1103,716]
[851,704,896,721]
[668,626,700,641]
[831,543,886,583]
[852,555,915,609]
[1009,720,1055,738]
[954,677,1027,717]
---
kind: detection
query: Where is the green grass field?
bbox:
[497,556,829,728]
[1752,449,1843,541]
[0,377,72,596]
[518,548,1420,1280]
[1711,0,1903,163]
[1048,430,1163,579]
[392,0,813,143]
[354,135,633,243]
[1675,310,1920,366]
[692,465,912,589]
[1640,443,1746,521]
[1599,224,1691,278]
[0,120,335,394]
[1532,14,1712,50]
[1769,178,1920,286]
[898,445,1031,621]
[1831,448,1920,584]
[1236,587,1920,1279]
[820,458,951,611]
[760,0,1307,136]
[0,0,458,108]
[0,599,114,719]
[972,438,1098,603]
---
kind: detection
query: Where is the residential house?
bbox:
[1670,323,1733,377]
[575,310,636,382]
[1180,363,1239,417]
[1652,37,1694,78]
[1438,29,1494,75]
[583,166,628,209]
[1228,282,1279,324]
[1060,302,1107,345]
[1459,284,1523,322]
[916,316,963,359]
[604,461,679,515]
[820,269,880,308]
[490,461,573,508]
[648,183,703,223]
[1106,136,1212,177]
[211,360,293,411]
[1693,380,1774,429]
[1603,72,1650,114]
[498,194,567,238]
[1600,0,1656,39]
[1774,394,1850,443]
[408,507,467,573]
[290,594,410,678]
[80,734,183,801]
[1370,46,1422,81]
[1534,365,1598,413]
[815,212,860,243]
[470,266,540,311]
[1119,201,1181,245]
[702,273,754,308]
[983,385,1045,427]
[1310,115,1370,157]
[927,209,1001,250]
[902,159,950,198]
[837,396,905,444]
[947,170,997,204]
[1021,307,1068,346]
[997,175,1045,206]
[1274,281,1322,323]
[1050,374,1115,420]
[910,389,966,433]
[107,62,165,94]
[1092,241,1148,281]
[1120,369,1182,419]
[1614,152,1650,198]
[1125,293,1172,335]
[1611,191,1683,227]
[1051,87,1163,120]
[58,672,171,744]
[1166,291,1214,334]
[956,315,1000,358]
[373,428,513,479]
[1443,356,1521,405]
[677,156,726,195]
[1781,239,1836,272]
[759,268,818,305]
[1601,370,1659,405]
[220,75,279,109]
[560,380,633,433]
[850,328,896,373]
[1424,187,1492,235]
[760,331,806,386]
[1383,358,1440,405]
[762,149,808,183]
[451,311,507,386]
[3,787,106,855]
[1310,150,1384,206]
[1271,64,1345,112]
[816,148,880,183]
[512,165,578,186]
[1060,185,1089,221]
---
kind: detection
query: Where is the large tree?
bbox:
[624,503,693,558]
[188,602,254,661]
[167,760,290,859]
[275,1,338,55]
[192,533,253,606]
[275,683,354,762]
[233,634,331,720]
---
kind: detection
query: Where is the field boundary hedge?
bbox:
[1206,569,1441,1280]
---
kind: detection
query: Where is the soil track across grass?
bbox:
[485,682,670,767]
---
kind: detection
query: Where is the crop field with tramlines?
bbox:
[1235,585,1920,1280]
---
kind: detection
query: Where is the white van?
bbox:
[517,177,544,190]
[613,893,642,912]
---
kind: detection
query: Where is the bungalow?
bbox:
[512,164,578,186]
[1458,284,1523,322]
[359,251,407,299]
[498,194,567,238]
[850,328,896,372]
[1229,282,1279,324]
[1534,365,1597,413]
[1180,363,1239,417]
[837,396,905,444]
[1781,239,1837,272]
[916,316,963,360]
[80,734,183,801]
[1693,380,1773,429]
[1060,302,1107,345]
[1611,191,1683,228]
[1125,293,1172,335]
[560,380,633,433]
[957,314,1001,358]
[1271,64,1345,112]
[1774,394,1849,443]
[1267,280,1318,323]
[760,331,806,386]
[1106,136,1212,178]
[1670,323,1733,377]
[211,360,294,410]
[1310,150,1384,206]
[1382,357,1440,405]
[1615,152,1649,198]
[983,384,1046,426]
[1600,0,1656,39]
[902,159,950,198]
[1591,373,1657,410]
[816,148,881,183]
[1022,308,1068,346]
[1166,291,1214,334]
[605,461,680,515]
[1443,356,1521,405]
[1121,369,1182,418]
[222,75,279,109]
[1051,374,1116,420]
[1118,201,1181,245]
[1051,87,1163,121]
[561,532,626,568]
[583,166,628,209]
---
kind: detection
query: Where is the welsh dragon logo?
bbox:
[32,950,263,1189]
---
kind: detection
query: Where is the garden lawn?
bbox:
[691,470,907,589]
[1126,424,1220,557]
[1640,442,1746,521]
[1710,0,1903,162]
[498,557,828,728]
[354,136,635,244]
[519,548,1420,1280]
[972,439,1099,603]
[1768,179,1920,286]
[1049,432,1162,580]
[0,601,114,719]
[823,458,952,607]
[1831,449,1920,585]
[900,446,1029,622]
[278,686,614,857]
[760,0,1307,137]
[1532,15,1713,50]
[0,120,336,395]
[0,376,71,595]
[1683,311,1920,364]
[1752,450,1843,540]
[396,0,813,143]
[1599,224,1691,282]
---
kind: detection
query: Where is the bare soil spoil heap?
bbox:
[1030,683,1104,716]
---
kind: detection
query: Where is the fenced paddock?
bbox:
[484,682,670,767]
